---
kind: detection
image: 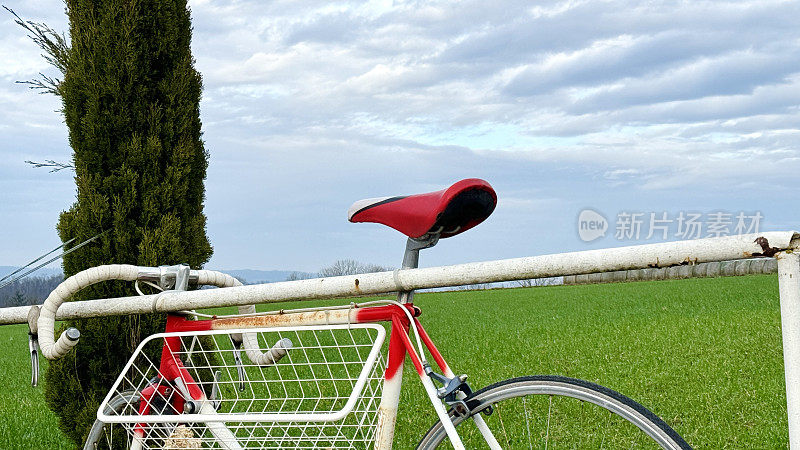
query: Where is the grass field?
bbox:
[0,274,788,448]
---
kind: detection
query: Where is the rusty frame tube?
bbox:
[210,309,356,329]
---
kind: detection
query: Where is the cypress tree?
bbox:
[13,0,213,444]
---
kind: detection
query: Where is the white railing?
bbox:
[0,231,798,446]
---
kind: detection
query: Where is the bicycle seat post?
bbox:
[397,232,440,303]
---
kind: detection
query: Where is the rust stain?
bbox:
[647,256,699,269]
[354,278,361,294]
[647,257,661,268]
[213,315,284,328]
[210,308,355,330]
[752,237,780,257]
[212,310,343,329]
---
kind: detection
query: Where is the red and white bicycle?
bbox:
[35,179,691,449]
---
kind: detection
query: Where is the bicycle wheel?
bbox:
[83,390,139,450]
[417,375,691,449]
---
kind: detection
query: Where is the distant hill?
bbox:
[213,269,316,284]
[0,266,63,279]
[0,266,313,285]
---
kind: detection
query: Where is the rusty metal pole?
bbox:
[0,232,798,326]
[778,250,800,448]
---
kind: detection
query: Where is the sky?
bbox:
[0,0,798,273]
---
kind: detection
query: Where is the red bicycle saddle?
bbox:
[348,179,497,239]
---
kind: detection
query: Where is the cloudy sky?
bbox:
[1,0,798,273]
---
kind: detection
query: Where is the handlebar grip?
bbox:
[38,264,140,360]
[194,270,287,366]
[39,266,285,363]
[252,337,293,365]
[194,270,241,289]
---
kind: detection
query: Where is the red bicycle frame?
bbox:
[132,302,463,448]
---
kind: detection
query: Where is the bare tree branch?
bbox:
[25,159,75,172]
[4,6,69,96]
[319,259,392,277]
[514,277,560,288]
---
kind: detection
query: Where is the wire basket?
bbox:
[96,323,387,449]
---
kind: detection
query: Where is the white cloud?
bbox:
[1,0,798,269]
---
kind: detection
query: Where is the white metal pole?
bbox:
[779,251,800,449]
[1,232,797,325]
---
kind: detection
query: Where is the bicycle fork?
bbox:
[415,318,501,449]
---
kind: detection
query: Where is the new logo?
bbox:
[578,209,608,242]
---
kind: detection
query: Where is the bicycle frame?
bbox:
[135,301,493,449]
[85,236,501,448]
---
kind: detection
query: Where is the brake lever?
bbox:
[27,306,40,387]
[231,338,246,391]
[209,370,222,410]
[28,332,39,387]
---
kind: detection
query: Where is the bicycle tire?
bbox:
[417,375,691,449]
[83,390,139,450]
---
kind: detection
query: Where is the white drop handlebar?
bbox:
[37,264,279,364]
[38,265,138,360]
[192,269,289,366]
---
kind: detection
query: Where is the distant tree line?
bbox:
[284,261,561,291]
[513,277,561,288]
[285,259,393,282]
[0,274,63,307]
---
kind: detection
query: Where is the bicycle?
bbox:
[35,178,692,449]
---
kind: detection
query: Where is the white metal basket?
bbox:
[97,323,387,449]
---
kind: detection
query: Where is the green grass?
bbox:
[0,274,788,448]
[0,329,72,448]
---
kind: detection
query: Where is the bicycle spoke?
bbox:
[545,394,552,450]
[418,376,688,449]
[497,401,508,445]
[580,400,585,448]
[523,396,532,450]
